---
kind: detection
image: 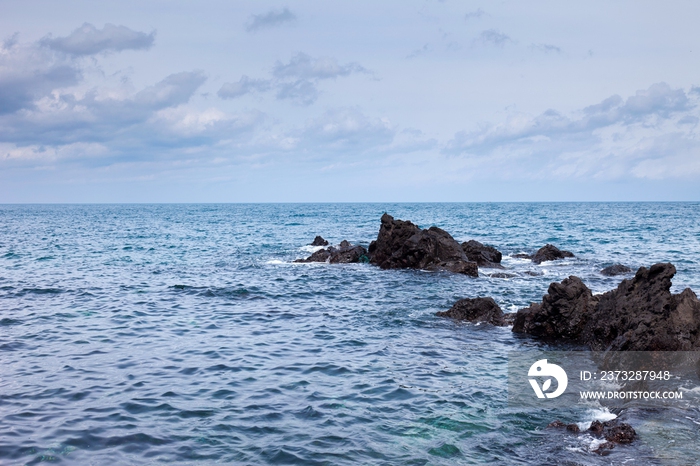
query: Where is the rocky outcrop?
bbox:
[461,240,503,268]
[311,236,329,247]
[531,244,575,264]
[295,240,368,264]
[600,264,631,276]
[513,263,700,351]
[512,276,597,339]
[436,297,506,326]
[328,241,368,264]
[295,249,331,263]
[548,419,636,454]
[368,214,478,277]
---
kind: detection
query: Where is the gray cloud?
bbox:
[271,53,368,105]
[272,53,366,80]
[218,53,368,106]
[478,29,513,47]
[447,83,691,155]
[0,40,80,114]
[275,80,318,106]
[531,43,562,54]
[465,8,485,20]
[41,23,155,56]
[246,7,296,32]
[444,83,700,180]
[218,75,272,99]
[0,71,208,146]
[407,43,431,59]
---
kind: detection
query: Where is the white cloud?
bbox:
[299,107,394,152]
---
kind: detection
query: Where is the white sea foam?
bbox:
[576,407,617,431]
[299,245,325,253]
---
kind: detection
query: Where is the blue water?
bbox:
[1,203,699,465]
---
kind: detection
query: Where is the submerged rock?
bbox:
[295,240,368,264]
[513,263,700,351]
[436,297,506,326]
[311,236,329,247]
[368,213,478,277]
[531,244,575,264]
[600,264,632,276]
[461,240,503,268]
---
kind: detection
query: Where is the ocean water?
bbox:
[1,203,699,465]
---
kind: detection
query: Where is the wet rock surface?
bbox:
[548,419,637,454]
[512,276,597,339]
[530,244,575,264]
[368,214,478,277]
[513,263,700,351]
[295,240,368,264]
[461,240,503,268]
[436,297,506,326]
[311,236,329,247]
[600,264,632,276]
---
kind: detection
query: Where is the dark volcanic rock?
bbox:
[328,240,368,264]
[311,236,329,247]
[436,297,506,326]
[513,263,700,351]
[600,264,632,276]
[294,249,331,263]
[295,240,367,264]
[603,422,636,444]
[586,263,700,351]
[461,240,503,268]
[368,214,478,277]
[546,420,580,433]
[590,420,636,445]
[512,276,597,339]
[549,419,636,454]
[531,244,575,264]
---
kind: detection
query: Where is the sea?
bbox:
[1,203,699,465]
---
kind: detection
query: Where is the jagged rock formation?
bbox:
[311,236,329,246]
[461,240,503,268]
[367,214,478,277]
[530,244,575,264]
[513,263,700,351]
[295,240,368,264]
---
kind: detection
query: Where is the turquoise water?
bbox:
[1,203,699,465]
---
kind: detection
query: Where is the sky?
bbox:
[1,0,699,202]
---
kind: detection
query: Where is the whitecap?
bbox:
[299,245,325,253]
[576,407,617,431]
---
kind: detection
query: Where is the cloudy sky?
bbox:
[1,1,699,202]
